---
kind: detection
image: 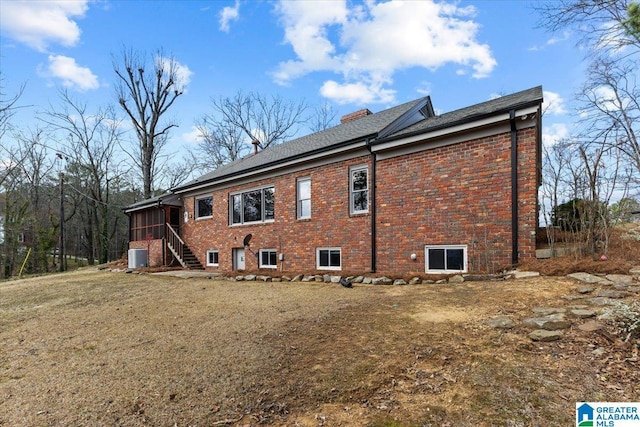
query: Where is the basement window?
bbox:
[206,250,219,267]
[259,249,277,269]
[425,245,467,273]
[317,247,341,270]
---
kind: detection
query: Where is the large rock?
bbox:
[570,309,596,319]
[586,297,620,306]
[488,316,515,329]
[567,272,613,285]
[595,289,627,299]
[393,279,407,285]
[514,271,540,279]
[449,275,464,283]
[578,320,604,332]
[522,313,571,330]
[529,330,563,342]
[532,307,566,316]
[605,274,634,285]
[372,277,393,285]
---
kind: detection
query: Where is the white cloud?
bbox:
[219,0,240,32]
[592,85,629,112]
[415,81,432,96]
[529,30,572,51]
[42,55,99,91]
[182,126,204,144]
[542,123,569,147]
[0,0,89,52]
[156,57,193,91]
[273,0,496,105]
[543,91,567,115]
[320,80,396,105]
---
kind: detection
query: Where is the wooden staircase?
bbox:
[166,224,205,270]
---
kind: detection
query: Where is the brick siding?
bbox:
[131,123,539,275]
[375,127,538,274]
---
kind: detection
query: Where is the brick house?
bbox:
[125,86,543,275]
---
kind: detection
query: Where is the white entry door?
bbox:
[233,248,245,270]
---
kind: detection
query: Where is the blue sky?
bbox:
[0,0,581,154]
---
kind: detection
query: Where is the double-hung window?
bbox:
[230,186,275,225]
[195,195,213,219]
[297,178,311,219]
[350,166,368,214]
[259,249,277,269]
[425,245,467,273]
[317,247,341,270]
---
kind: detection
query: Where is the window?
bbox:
[350,166,368,214]
[230,186,275,225]
[259,249,277,268]
[195,195,213,219]
[425,245,467,273]
[206,250,219,267]
[130,209,164,241]
[317,247,341,270]
[297,178,311,219]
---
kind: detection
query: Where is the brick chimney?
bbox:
[340,108,372,124]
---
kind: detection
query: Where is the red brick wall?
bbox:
[136,122,539,275]
[375,126,538,274]
[129,239,164,267]
[181,155,373,272]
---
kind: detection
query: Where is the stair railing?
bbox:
[166,223,185,266]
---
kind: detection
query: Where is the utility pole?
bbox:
[59,172,66,272]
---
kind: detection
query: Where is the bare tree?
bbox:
[2,129,58,275]
[192,115,249,169]
[308,100,338,133]
[0,77,25,188]
[41,90,127,264]
[578,58,640,176]
[113,48,185,199]
[210,91,307,152]
[0,79,24,142]
[535,0,640,55]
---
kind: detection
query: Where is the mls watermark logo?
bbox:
[576,402,640,427]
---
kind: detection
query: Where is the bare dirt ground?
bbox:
[0,270,638,426]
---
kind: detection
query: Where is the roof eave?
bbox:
[172,133,377,194]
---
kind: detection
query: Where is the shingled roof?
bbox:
[172,97,429,193]
[168,85,542,195]
[384,86,543,141]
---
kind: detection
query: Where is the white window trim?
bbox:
[349,165,369,215]
[259,249,278,269]
[195,195,213,220]
[206,250,219,267]
[297,177,311,220]
[316,247,342,271]
[229,185,275,225]
[424,245,467,274]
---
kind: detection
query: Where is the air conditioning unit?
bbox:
[128,249,148,268]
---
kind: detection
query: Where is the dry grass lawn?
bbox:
[1,269,638,426]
